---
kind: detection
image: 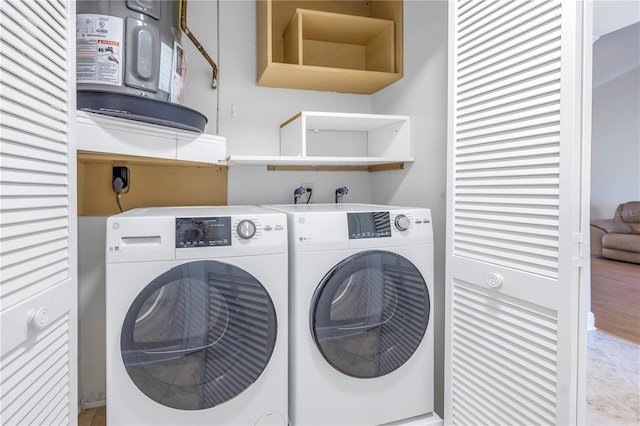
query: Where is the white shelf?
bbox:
[76,111,226,164]
[227,155,412,167]
[226,111,412,170]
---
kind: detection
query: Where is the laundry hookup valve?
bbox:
[294,186,312,204]
[335,187,348,203]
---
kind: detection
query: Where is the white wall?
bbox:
[590,67,640,219]
[78,216,108,407]
[371,0,448,417]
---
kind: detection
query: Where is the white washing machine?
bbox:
[265,204,440,426]
[105,206,288,426]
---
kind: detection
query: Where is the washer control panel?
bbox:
[176,217,232,248]
[236,219,257,239]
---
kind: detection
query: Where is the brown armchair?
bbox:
[590,201,640,264]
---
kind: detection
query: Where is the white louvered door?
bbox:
[0,1,77,425]
[445,1,590,424]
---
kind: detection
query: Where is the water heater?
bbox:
[76,0,207,132]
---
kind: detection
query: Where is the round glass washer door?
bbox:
[120,260,277,410]
[310,250,430,378]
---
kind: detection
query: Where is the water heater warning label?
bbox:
[77,14,123,86]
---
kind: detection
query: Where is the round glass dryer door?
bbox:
[311,250,430,378]
[120,260,277,410]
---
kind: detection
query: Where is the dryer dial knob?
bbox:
[394,214,410,231]
[237,220,256,239]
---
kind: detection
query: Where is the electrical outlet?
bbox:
[112,166,130,193]
[301,182,314,203]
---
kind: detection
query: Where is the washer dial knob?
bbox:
[237,220,257,239]
[394,214,411,231]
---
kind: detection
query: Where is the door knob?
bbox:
[26,307,49,330]
[486,273,504,289]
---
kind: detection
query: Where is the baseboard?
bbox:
[587,311,596,331]
[80,399,106,411]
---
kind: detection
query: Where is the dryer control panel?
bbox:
[347,212,392,239]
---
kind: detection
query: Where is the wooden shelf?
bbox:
[284,9,394,73]
[257,0,403,94]
[256,62,402,95]
[226,111,412,171]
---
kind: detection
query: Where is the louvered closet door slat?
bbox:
[2,97,68,132]
[457,94,561,128]
[0,24,66,80]
[2,238,69,272]
[451,282,559,425]
[1,206,69,226]
[458,2,560,61]
[1,0,76,424]
[3,259,70,300]
[1,182,69,197]
[455,227,558,251]
[1,127,68,156]
[458,1,559,55]
[458,1,533,41]
[1,54,68,102]
[458,48,562,96]
[452,333,557,395]
[1,0,72,309]
[455,175,559,187]
[459,29,561,82]
[1,113,68,145]
[455,217,559,238]
[0,217,68,240]
[2,77,68,114]
[451,352,555,420]
[1,72,68,118]
[1,308,72,423]
[457,73,560,112]
[42,0,67,19]
[456,167,560,181]
[456,147,561,166]
[3,0,66,53]
[15,0,67,40]
[458,82,560,121]
[455,211,559,228]
[452,0,563,278]
[0,2,67,71]
[2,227,69,253]
[457,0,477,14]
[457,119,561,144]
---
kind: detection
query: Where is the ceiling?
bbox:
[593,0,640,88]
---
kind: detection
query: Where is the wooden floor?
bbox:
[591,256,640,344]
[78,406,105,426]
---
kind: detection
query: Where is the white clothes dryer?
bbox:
[105,206,288,426]
[265,204,440,426]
